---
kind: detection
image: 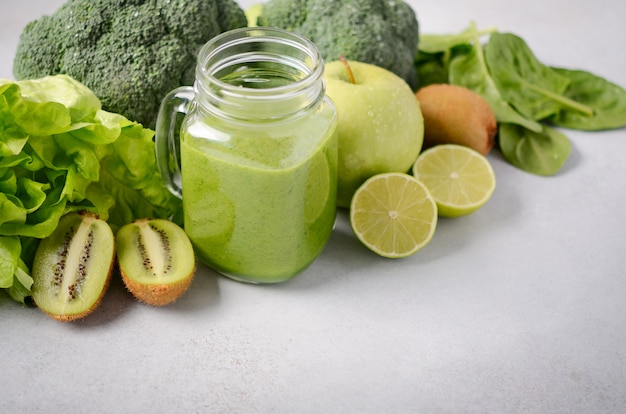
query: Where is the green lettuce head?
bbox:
[0,75,181,303]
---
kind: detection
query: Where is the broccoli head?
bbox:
[13,0,248,128]
[257,0,420,89]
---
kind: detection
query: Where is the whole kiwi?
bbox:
[416,84,497,155]
[31,211,115,322]
[116,218,195,306]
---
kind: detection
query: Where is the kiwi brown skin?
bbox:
[121,273,194,307]
[116,218,195,307]
[31,211,115,322]
[415,84,497,155]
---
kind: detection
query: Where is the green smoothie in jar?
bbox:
[155,28,338,283]
[181,110,337,282]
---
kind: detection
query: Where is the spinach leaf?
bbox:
[499,123,571,176]
[415,52,449,88]
[416,24,494,89]
[448,25,542,132]
[485,33,594,121]
[418,25,497,54]
[414,22,626,180]
[548,68,626,130]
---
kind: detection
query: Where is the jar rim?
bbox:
[196,27,324,96]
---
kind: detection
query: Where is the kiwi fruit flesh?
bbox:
[116,218,195,306]
[31,211,115,322]
[415,84,497,155]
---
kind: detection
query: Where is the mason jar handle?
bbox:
[155,86,195,199]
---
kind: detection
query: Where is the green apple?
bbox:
[324,60,424,207]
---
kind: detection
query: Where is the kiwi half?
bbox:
[31,211,115,322]
[116,218,195,306]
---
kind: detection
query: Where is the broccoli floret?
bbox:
[13,0,247,128]
[257,0,420,89]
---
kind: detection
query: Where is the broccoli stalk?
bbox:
[257,0,420,90]
[13,0,248,128]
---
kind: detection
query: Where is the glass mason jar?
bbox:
[155,27,338,284]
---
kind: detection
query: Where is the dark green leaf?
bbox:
[448,27,542,132]
[499,123,571,176]
[485,33,593,121]
[549,68,626,130]
[415,52,449,88]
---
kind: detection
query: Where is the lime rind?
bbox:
[349,173,438,258]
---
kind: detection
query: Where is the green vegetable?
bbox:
[415,23,626,176]
[419,25,496,54]
[12,0,248,128]
[416,25,541,133]
[0,236,31,303]
[548,68,626,130]
[485,33,594,121]
[257,0,420,89]
[447,25,543,133]
[498,123,571,176]
[0,75,181,303]
[414,52,450,88]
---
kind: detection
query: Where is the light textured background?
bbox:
[1,1,626,413]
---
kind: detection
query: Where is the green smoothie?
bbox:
[180,105,337,283]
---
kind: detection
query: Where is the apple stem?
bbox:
[339,55,356,84]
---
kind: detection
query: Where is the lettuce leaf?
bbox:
[0,75,181,303]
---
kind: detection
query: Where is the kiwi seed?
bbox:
[116,218,195,306]
[31,211,115,322]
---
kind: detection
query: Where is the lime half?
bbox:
[349,173,438,258]
[413,144,496,217]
